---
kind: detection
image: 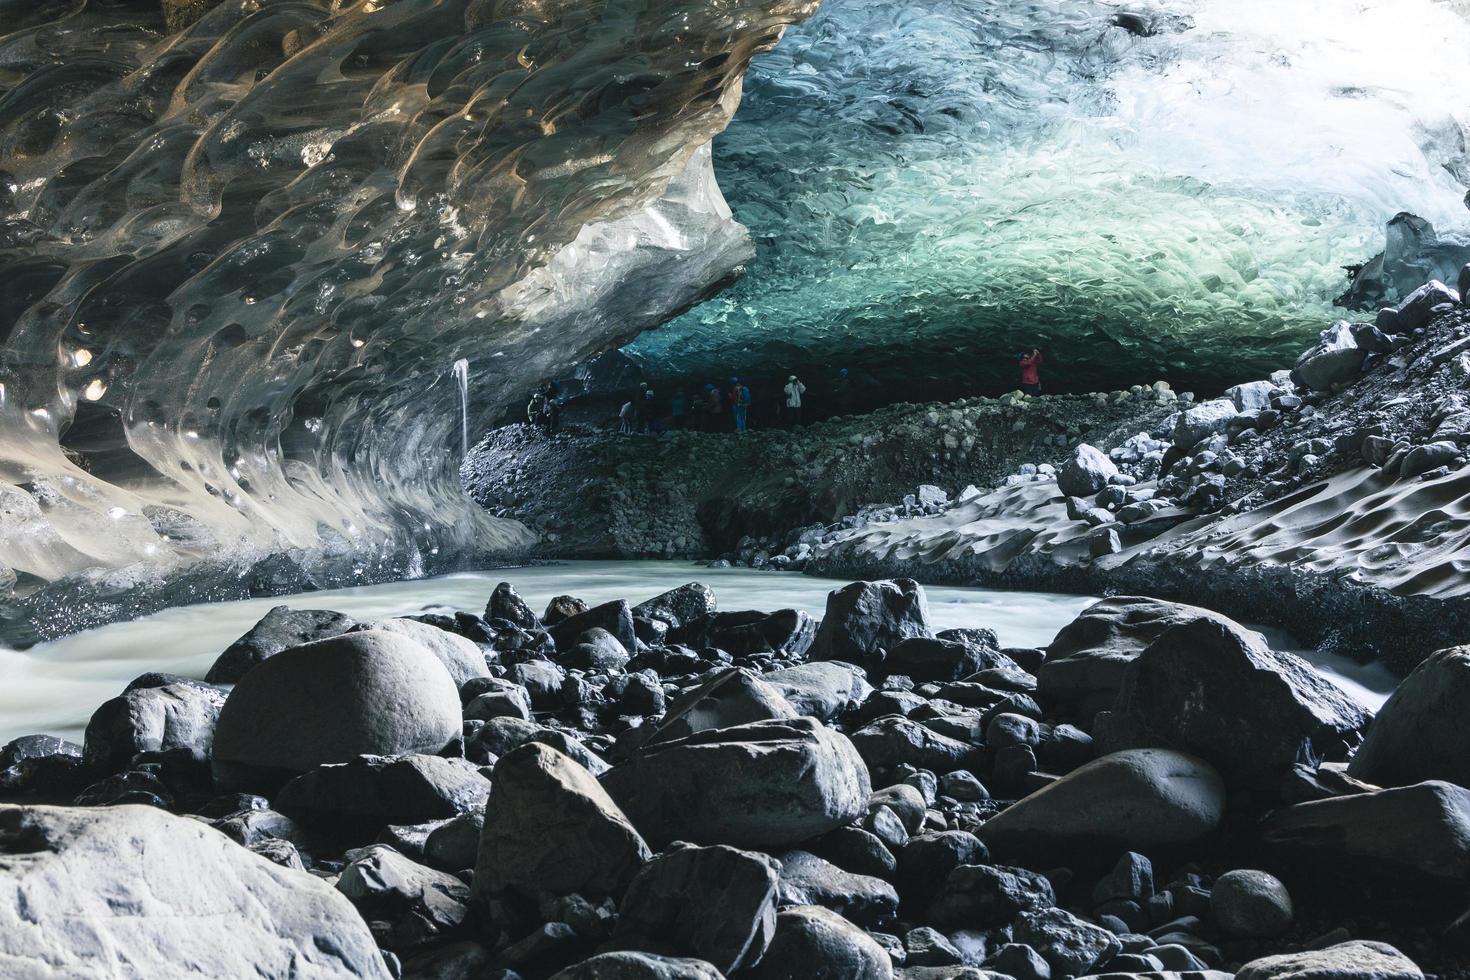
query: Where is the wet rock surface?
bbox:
[1,576,1460,977]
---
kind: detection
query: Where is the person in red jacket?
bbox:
[1019,348,1043,395]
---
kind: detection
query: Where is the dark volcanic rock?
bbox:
[755,905,894,980]
[1347,645,1470,789]
[1258,780,1470,882]
[423,810,483,872]
[544,595,590,626]
[670,609,816,658]
[896,831,990,910]
[274,754,490,831]
[776,849,899,928]
[602,718,870,850]
[928,864,1055,929]
[1211,869,1293,939]
[650,668,798,744]
[808,579,933,663]
[488,582,540,630]
[1236,940,1424,980]
[206,606,356,684]
[1038,596,1230,715]
[550,952,726,979]
[0,736,85,797]
[212,630,461,792]
[336,844,470,949]
[1012,907,1121,977]
[615,842,780,972]
[0,803,389,978]
[548,600,637,654]
[1111,617,1368,789]
[979,749,1225,860]
[83,681,225,773]
[633,582,717,629]
[848,716,979,775]
[474,743,651,900]
[885,636,1002,682]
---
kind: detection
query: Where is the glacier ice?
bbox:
[629,0,1470,394]
[0,0,811,624]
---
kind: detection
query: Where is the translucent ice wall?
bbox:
[629,0,1470,394]
[0,0,813,601]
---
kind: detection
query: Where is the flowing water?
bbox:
[451,358,471,457]
[0,561,1397,746]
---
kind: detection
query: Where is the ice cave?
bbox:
[3,0,1470,976]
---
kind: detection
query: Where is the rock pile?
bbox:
[0,578,1453,977]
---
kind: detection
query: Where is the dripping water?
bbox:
[451,358,470,456]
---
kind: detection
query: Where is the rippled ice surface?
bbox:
[0,561,1394,745]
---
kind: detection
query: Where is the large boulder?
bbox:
[212,630,462,791]
[615,842,780,972]
[1038,596,1229,716]
[0,736,86,797]
[650,668,799,745]
[979,749,1225,860]
[274,754,490,830]
[547,599,637,654]
[670,609,816,659]
[351,618,490,688]
[336,844,470,949]
[1237,940,1423,980]
[550,952,726,980]
[1347,645,1470,789]
[763,662,873,722]
[82,680,225,773]
[474,743,650,900]
[775,850,899,928]
[1057,444,1119,498]
[1013,907,1121,977]
[602,718,870,850]
[754,906,893,980]
[0,803,389,977]
[1257,780,1470,882]
[1174,398,1237,449]
[883,636,1009,682]
[1111,617,1368,789]
[808,579,932,663]
[487,582,540,629]
[205,605,356,683]
[1292,320,1365,392]
[633,582,717,629]
[848,716,979,775]
[928,864,1055,928]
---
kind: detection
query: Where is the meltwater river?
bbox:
[0,561,1397,745]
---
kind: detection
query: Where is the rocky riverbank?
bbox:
[467,272,1470,676]
[2,575,1465,977]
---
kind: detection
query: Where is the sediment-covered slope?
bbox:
[0,0,813,609]
[630,0,1470,395]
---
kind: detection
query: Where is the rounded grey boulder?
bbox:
[352,618,490,688]
[754,905,893,980]
[1212,869,1293,938]
[979,749,1225,860]
[550,952,726,980]
[212,630,462,790]
[0,803,390,978]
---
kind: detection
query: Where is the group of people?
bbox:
[523,352,1042,439]
[619,374,810,435]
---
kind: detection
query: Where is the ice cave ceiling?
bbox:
[4,0,1470,605]
[629,0,1470,395]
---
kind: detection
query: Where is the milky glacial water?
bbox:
[0,561,1395,746]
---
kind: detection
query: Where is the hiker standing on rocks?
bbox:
[730,377,752,433]
[618,399,635,433]
[784,374,807,427]
[527,388,548,433]
[1019,347,1044,396]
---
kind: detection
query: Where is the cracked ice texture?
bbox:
[629,0,1470,394]
[0,0,812,597]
